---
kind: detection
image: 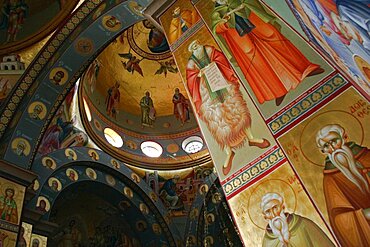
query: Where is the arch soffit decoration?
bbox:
[0,0,151,168]
[29,146,180,245]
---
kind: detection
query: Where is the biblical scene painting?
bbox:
[194,0,333,119]
[0,0,78,54]
[81,19,198,134]
[278,87,370,246]
[0,176,25,226]
[228,162,336,246]
[130,166,213,217]
[49,186,145,246]
[287,0,370,95]
[159,0,200,46]
[172,26,275,181]
[37,85,89,157]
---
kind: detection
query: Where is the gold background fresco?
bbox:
[194,0,334,119]
[172,26,276,181]
[278,87,370,222]
[229,162,337,246]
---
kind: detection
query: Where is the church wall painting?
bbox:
[194,0,334,120]
[159,0,201,47]
[228,161,337,246]
[0,228,17,247]
[278,86,370,246]
[0,0,79,55]
[169,25,276,181]
[286,0,370,95]
[37,86,89,157]
[18,222,32,247]
[30,233,47,247]
[0,177,25,226]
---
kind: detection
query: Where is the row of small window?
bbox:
[84,98,204,157]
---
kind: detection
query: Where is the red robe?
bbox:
[186,46,240,113]
[323,143,370,246]
[215,12,321,104]
[186,46,251,150]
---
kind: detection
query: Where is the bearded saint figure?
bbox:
[316,124,370,246]
[186,39,270,176]
[211,0,324,106]
[168,6,199,44]
[261,193,334,247]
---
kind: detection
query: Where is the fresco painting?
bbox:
[0,229,17,247]
[171,26,275,180]
[30,234,47,247]
[159,0,201,46]
[278,87,370,246]
[194,0,333,119]
[18,222,32,247]
[287,0,370,95]
[0,0,79,54]
[37,87,89,156]
[228,162,337,246]
[0,177,25,226]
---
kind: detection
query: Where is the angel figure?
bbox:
[119,49,144,76]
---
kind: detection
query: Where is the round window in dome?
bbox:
[141,141,163,158]
[182,136,203,154]
[104,128,123,148]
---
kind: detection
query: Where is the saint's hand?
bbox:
[363,208,370,220]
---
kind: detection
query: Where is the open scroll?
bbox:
[202,62,230,92]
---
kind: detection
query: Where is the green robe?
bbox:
[262,213,334,247]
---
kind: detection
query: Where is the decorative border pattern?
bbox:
[268,74,348,136]
[221,147,285,199]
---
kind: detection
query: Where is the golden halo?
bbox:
[49,67,68,86]
[85,168,97,180]
[124,187,133,198]
[66,168,79,181]
[199,184,209,195]
[300,110,364,167]
[48,177,62,192]
[247,179,297,230]
[11,138,31,156]
[149,192,157,202]
[33,179,40,191]
[102,15,122,32]
[27,101,47,120]
[131,173,140,183]
[354,54,370,81]
[92,3,107,20]
[128,1,144,17]
[111,159,120,169]
[36,196,51,212]
[152,223,161,235]
[65,148,77,160]
[42,156,56,170]
[105,175,116,186]
[1,183,18,199]
[88,149,100,161]
[136,220,147,231]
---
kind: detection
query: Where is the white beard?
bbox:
[329,145,369,194]
[268,212,290,247]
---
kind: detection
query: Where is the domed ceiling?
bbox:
[80,20,211,170]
